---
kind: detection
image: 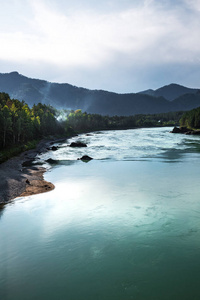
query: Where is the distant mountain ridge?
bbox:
[0,71,200,116]
[140,83,199,101]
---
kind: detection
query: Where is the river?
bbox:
[1,127,200,300]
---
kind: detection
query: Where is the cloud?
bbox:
[0,0,200,91]
[184,0,200,11]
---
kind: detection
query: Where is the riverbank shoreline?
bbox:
[0,138,67,206]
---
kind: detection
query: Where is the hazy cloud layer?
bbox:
[0,0,200,92]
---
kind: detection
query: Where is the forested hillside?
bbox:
[180,107,200,129]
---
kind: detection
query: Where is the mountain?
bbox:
[0,72,200,116]
[170,92,200,111]
[140,83,198,101]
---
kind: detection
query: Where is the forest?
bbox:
[180,106,200,129]
[0,92,189,162]
[65,109,183,133]
[0,93,64,160]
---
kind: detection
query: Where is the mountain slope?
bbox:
[0,72,200,116]
[140,83,198,101]
[171,93,200,111]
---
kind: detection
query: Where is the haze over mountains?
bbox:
[0,72,200,116]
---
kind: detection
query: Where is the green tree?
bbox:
[0,105,12,147]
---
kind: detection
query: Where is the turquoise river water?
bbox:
[1,127,200,299]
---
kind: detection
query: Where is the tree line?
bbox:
[65,109,183,133]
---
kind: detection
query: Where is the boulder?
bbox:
[186,130,200,135]
[47,146,58,151]
[69,141,87,148]
[170,126,192,134]
[193,130,200,135]
[78,155,93,162]
[51,146,58,151]
[46,158,58,164]
[185,131,194,135]
[170,126,181,133]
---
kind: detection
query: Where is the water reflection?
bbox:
[46,159,77,167]
[1,158,200,299]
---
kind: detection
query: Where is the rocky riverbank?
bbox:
[170,126,200,135]
[0,138,65,206]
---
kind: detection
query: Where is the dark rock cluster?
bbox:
[170,126,200,135]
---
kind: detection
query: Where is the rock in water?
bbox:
[46,158,58,164]
[51,146,58,151]
[170,126,191,134]
[69,141,87,147]
[78,155,93,162]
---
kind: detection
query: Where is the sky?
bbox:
[0,0,200,93]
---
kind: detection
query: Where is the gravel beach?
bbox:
[0,139,62,205]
